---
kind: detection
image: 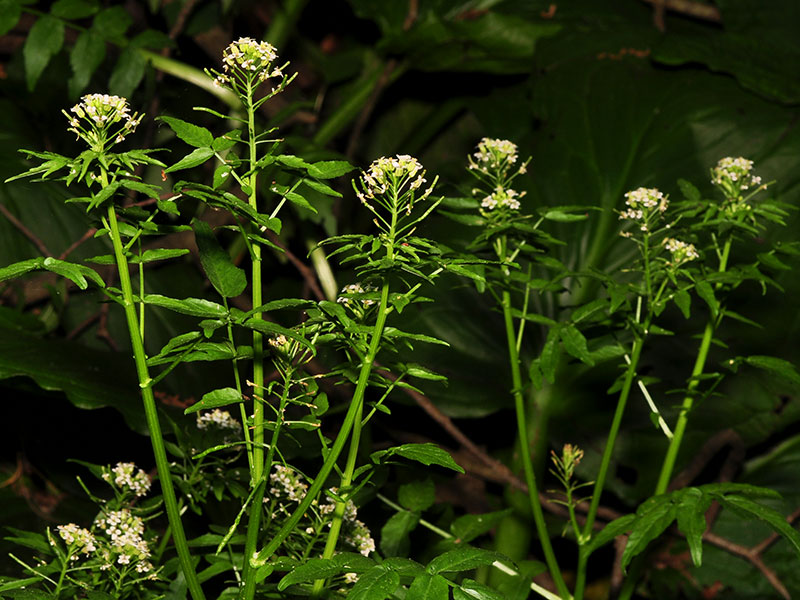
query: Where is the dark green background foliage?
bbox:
[1,0,799,597]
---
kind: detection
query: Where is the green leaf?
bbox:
[0,0,22,37]
[673,288,691,319]
[184,387,243,415]
[373,443,464,473]
[302,178,342,198]
[695,279,718,318]
[348,565,400,600]
[129,248,189,264]
[586,514,636,556]
[380,510,419,557]
[542,209,588,222]
[307,160,355,179]
[92,6,132,40]
[451,509,513,544]
[43,257,105,290]
[407,574,450,600]
[539,327,560,383]
[427,547,504,575]
[382,557,426,577]
[621,499,677,571]
[398,479,435,511]
[277,558,340,590]
[109,47,147,98]
[456,579,505,600]
[23,15,65,91]
[332,552,375,574]
[404,363,447,382]
[144,294,228,318]
[68,30,105,97]
[51,0,99,19]
[192,219,246,298]
[560,325,594,365]
[165,147,215,173]
[675,488,710,567]
[743,355,800,387]
[160,116,214,148]
[0,257,45,282]
[716,494,800,558]
[677,178,701,202]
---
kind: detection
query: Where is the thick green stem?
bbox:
[573,335,644,600]
[241,84,266,600]
[501,290,570,599]
[105,200,204,600]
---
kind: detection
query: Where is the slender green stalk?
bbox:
[573,335,644,600]
[251,283,393,566]
[241,83,266,600]
[501,289,570,599]
[103,176,205,600]
[654,236,732,494]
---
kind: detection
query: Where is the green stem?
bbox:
[654,236,732,494]
[104,190,204,600]
[241,82,266,600]
[573,334,645,600]
[251,282,392,567]
[501,289,570,600]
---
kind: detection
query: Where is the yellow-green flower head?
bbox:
[215,37,283,86]
[468,137,519,174]
[711,156,762,199]
[663,237,699,265]
[64,94,141,151]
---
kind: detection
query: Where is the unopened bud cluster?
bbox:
[663,237,699,265]
[64,94,141,152]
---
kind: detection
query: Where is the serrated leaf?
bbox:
[144,294,227,318]
[586,514,636,555]
[348,565,400,600]
[407,574,450,600]
[373,443,464,473]
[673,288,691,319]
[193,219,246,298]
[743,355,800,387]
[451,509,513,544]
[160,116,214,148]
[456,579,505,600]
[51,0,99,18]
[109,47,147,98]
[184,387,242,415]
[165,147,215,173]
[621,500,676,571]
[92,6,131,40]
[68,29,105,97]
[560,324,594,365]
[129,248,189,264]
[307,160,355,179]
[675,488,709,567]
[399,479,435,512]
[695,279,718,318]
[540,327,560,383]
[677,178,701,202]
[23,15,65,91]
[380,510,419,557]
[716,494,800,558]
[427,547,504,575]
[277,558,340,590]
[332,552,375,574]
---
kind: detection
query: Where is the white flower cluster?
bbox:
[269,334,289,349]
[337,283,377,308]
[196,408,240,430]
[269,464,309,503]
[468,137,519,174]
[57,524,97,560]
[481,186,523,211]
[619,187,668,232]
[65,94,141,148]
[711,156,762,197]
[355,155,431,207]
[95,509,153,573]
[214,37,283,87]
[102,462,152,497]
[663,238,699,264]
[319,490,374,557]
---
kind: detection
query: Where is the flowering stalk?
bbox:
[101,172,205,600]
[654,157,764,495]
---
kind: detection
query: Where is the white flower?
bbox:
[337,283,377,308]
[623,187,668,213]
[95,509,152,571]
[63,93,140,151]
[480,186,524,211]
[469,137,519,172]
[711,156,763,199]
[358,155,429,203]
[269,464,309,503]
[220,38,280,82]
[102,462,152,497]
[663,237,699,265]
[57,524,96,559]
[196,408,240,430]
